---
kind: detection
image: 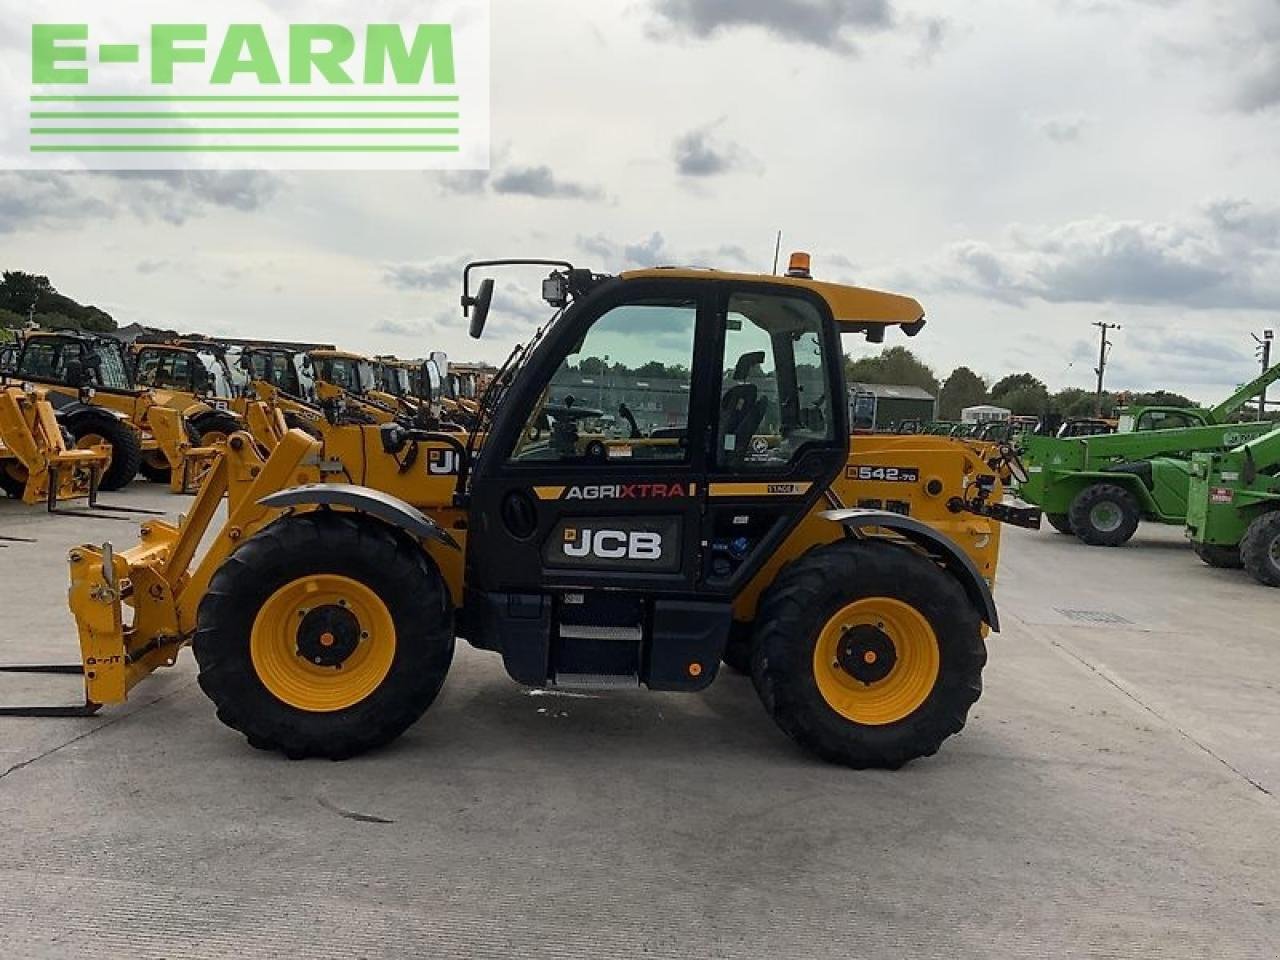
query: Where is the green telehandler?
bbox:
[1020,362,1280,546]
[1186,425,1280,585]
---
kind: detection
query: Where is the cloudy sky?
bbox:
[2,0,1278,401]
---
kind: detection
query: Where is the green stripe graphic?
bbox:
[31,112,459,119]
[31,95,460,103]
[32,128,460,136]
[30,145,463,153]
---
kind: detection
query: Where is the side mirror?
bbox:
[467,278,495,340]
[419,361,436,402]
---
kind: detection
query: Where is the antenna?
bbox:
[771,231,782,275]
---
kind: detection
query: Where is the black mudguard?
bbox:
[819,508,1000,631]
[259,484,460,550]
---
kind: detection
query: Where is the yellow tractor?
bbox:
[0,385,111,508]
[45,255,1035,768]
[6,331,218,492]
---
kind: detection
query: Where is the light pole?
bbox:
[1254,330,1274,420]
[1093,321,1121,417]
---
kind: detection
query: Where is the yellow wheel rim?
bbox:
[250,574,396,713]
[812,597,940,726]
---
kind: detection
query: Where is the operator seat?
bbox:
[719,351,768,466]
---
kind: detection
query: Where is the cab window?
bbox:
[92,342,132,390]
[18,340,68,380]
[716,292,835,470]
[510,298,698,463]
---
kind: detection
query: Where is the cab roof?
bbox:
[618,267,926,335]
[309,349,367,361]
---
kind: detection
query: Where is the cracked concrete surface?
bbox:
[0,487,1277,959]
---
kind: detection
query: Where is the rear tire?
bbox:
[1192,541,1243,569]
[67,414,141,491]
[139,453,171,484]
[1241,512,1280,588]
[194,512,455,759]
[751,540,986,769]
[192,410,241,446]
[0,464,26,499]
[1069,483,1140,547]
[1045,513,1074,535]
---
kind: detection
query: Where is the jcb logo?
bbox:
[428,449,458,475]
[563,528,663,561]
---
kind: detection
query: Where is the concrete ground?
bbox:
[0,485,1277,959]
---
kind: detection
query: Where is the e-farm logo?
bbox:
[3,1,490,171]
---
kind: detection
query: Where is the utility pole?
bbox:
[1254,329,1274,420]
[1092,322,1121,417]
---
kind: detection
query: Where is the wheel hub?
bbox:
[836,625,897,685]
[295,604,361,668]
[1090,501,1122,532]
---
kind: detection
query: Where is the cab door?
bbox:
[464,277,720,687]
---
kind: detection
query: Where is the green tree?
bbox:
[0,271,53,315]
[1128,390,1195,408]
[845,346,940,396]
[0,272,115,332]
[1049,388,1099,418]
[938,366,988,419]
[990,372,1047,403]
[1000,385,1051,416]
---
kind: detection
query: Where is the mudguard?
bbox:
[259,483,460,550]
[56,399,129,423]
[182,399,243,424]
[819,508,1000,631]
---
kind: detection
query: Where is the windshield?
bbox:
[93,341,133,390]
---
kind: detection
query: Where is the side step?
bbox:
[550,673,640,690]
[556,624,643,642]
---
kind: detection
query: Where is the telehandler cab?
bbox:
[1186,425,1280,584]
[51,256,1024,769]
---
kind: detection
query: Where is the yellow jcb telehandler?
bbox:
[6,331,220,492]
[0,385,111,508]
[36,255,1037,769]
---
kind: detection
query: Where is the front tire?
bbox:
[192,410,241,446]
[67,414,141,491]
[1069,483,1140,547]
[721,621,753,675]
[751,540,986,769]
[1192,541,1243,569]
[1241,512,1280,588]
[1045,513,1074,535]
[194,512,455,759]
